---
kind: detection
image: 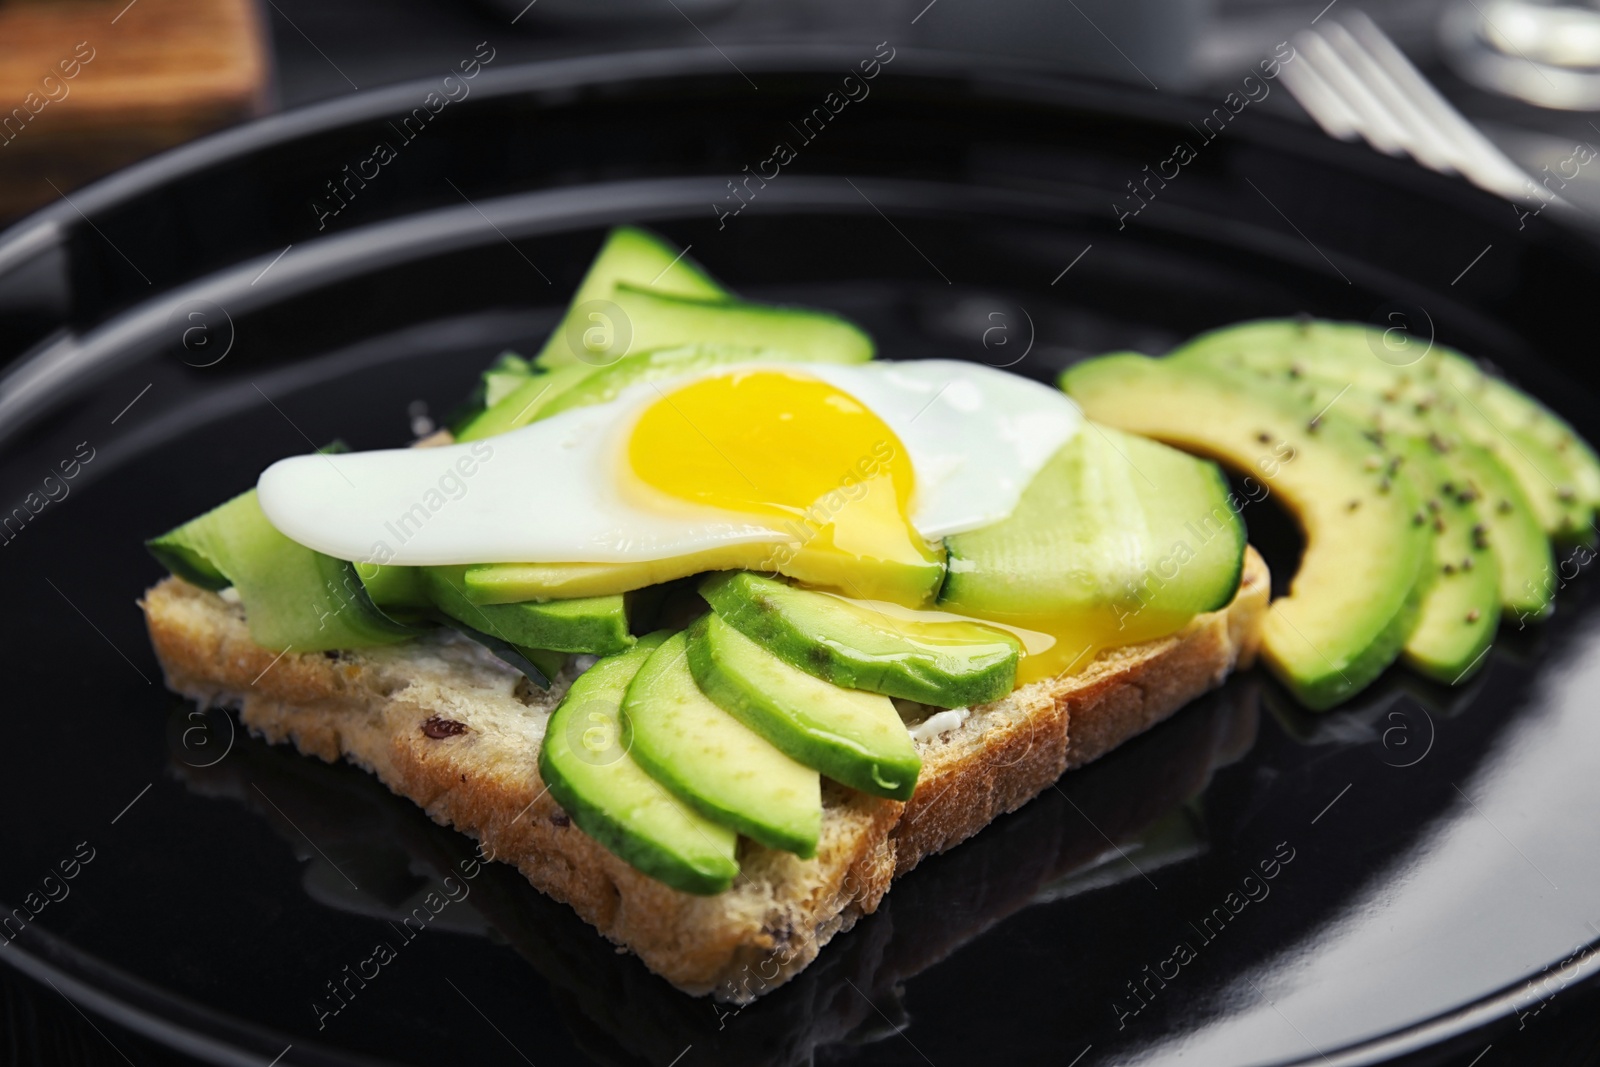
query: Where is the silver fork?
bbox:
[1279,10,1560,208]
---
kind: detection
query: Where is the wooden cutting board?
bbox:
[0,0,272,223]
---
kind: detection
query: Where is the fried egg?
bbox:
[256,360,1081,584]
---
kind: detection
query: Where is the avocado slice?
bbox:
[1387,437,1500,681]
[621,631,821,857]
[686,613,922,801]
[459,332,879,445]
[454,363,597,442]
[354,562,432,612]
[939,423,1246,638]
[535,226,728,370]
[466,222,872,440]
[532,231,872,373]
[354,554,568,684]
[422,566,633,656]
[1172,320,1595,542]
[1450,441,1554,619]
[1170,323,1559,615]
[699,571,1020,708]
[146,525,232,591]
[444,351,534,435]
[579,283,874,369]
[459,544,838,606]
[539,631,740,895]
[460,530,945,610]
[462,549,752,603]
[1062,353,1430,709]
[459,225,869,443]
[1445,357,1600,520]
[481,351,534,407]
[145,489,420,651]
[1439,396,1584,541]
[1137,352,1501,681]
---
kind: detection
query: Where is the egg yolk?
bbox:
[625,369,944,606]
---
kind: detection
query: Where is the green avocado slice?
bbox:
[1171,319,1595,543]
[145,489,419,651]
[598,283,873,366]
[353,562,431,612]
[940,423,1246,629]
[459,224,869,443]
[421,566,633,656]
[1138,353,1501,682]
[540,632,740,895]
[482,351,534,407]
[1170,322,1559,615]
[699,571,1020,709]
[1450,441,1554,619]
[686,613,921,801]
[622,631,821,857]
[445,351,537,435]
[1063,353,1430,709]
[146,529,231,591]
[454,363,597,442]
[534,226,728,370]
[1387,437,1500,681]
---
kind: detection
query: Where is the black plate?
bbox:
[3,47,1600,1067]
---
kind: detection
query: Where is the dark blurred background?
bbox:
[8,0,1600,226]
[5,0,1600,1062]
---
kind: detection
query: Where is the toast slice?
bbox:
[141,547,1268,999]
[171,664,1257,1067]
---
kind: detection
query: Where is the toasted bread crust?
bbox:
[141,548,1267,998]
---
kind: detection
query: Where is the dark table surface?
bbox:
[6,0,1600,1063]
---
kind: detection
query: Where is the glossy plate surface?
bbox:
[1,47,1599,1067]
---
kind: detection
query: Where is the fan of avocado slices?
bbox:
[1062,317,1597,710]
[145,227,1269,895]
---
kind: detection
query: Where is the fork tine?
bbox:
[1321,22,1459,173]
[1292,29,1415,157]
[1342,10,1542,203]
[1277,43,1366,142]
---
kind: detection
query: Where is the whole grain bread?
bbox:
[140,547,1268,999]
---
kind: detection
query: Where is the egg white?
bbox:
[255,360,1081,567]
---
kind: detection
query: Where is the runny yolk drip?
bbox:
[625,369,945,606]
[826,593,1193,686]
